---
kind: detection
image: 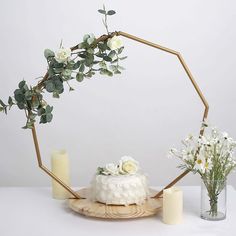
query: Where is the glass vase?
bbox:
[200,179,226,221]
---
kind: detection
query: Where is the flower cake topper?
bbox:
[97,156,140,176]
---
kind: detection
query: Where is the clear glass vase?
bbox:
[201,179,227,221]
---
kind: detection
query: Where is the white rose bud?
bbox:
[119,156,139,175]
[107,36,123,50]
[55,47,71,63]
[105,163,119,175]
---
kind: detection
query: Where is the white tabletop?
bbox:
[0,186,235,236]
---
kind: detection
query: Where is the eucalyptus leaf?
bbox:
[23,84,29,91]
[99,61,107,69]
[114,70,121,74]
[53,62,64,69]
[29,113,37,120]
[98,9,106,14]
[103,56,112,62]
[85,54,94,66]
[53,91,60,98]
[78,42,85,49]
[26,122,34,129]
[48,68,55,77]
[62,69,72,79]
[78,53,87,59]
[14,89,25,103]
[18,81,26,89]
[53,67,64,73]
[45,82,55,93]
[87,37,95,45]
[44,49,55,59]
[119,56,127,60]
[107,10,116,15]
[79,63,85,72]
[40,115,47,124]
[118,65,125,70]
[73,61,81,70]
[17,102,25,110]
[100,69,113,76]
[76,73,84,82]
[54,79,64,93]
[111,58,119,64]
[118,47,124,54]
[98,43,107,51]
[108,50,116,59]
[45,105,53,113]
[37,108,45,116]
[46,113,53,122]
[83,34,90,42]
[24,90,32,100]
[0,99,6,107]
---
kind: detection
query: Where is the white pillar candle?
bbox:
[51,150,71,200]
[163,187,183,224]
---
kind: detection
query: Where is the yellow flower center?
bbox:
[197,159,202,164]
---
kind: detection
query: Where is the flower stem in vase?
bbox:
[201,179,226,221]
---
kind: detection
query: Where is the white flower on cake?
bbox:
[119,156,139,175]
[96,156,139,176]
[107,36,123,50]
[55,47,71,63]
[105,163,119,175]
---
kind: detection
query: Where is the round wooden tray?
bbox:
[68,188,162,219]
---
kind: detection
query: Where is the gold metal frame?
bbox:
[31,31,209,199]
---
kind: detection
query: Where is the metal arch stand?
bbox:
[31,31,209,200]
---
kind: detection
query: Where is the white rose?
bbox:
[55,47,71,63]
[107,36,123,50]
[105,163,119,175]
[119,156,139,175]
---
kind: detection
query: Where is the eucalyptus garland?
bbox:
[0,6,127,129]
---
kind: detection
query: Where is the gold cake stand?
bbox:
[68,188,162,219]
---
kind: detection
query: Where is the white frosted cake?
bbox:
[90,156,149,205]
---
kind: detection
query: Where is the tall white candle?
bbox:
[163,187,183,224]
[51,150,71,200]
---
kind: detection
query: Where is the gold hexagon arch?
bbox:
[31,31,209,199]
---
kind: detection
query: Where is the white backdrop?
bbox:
[0,0,236,188]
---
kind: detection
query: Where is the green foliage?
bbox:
[76,73,84,82]
[10,80,54,128]
[39,105,53,124]
[98,5,116,34]
[0,6,127,129]
[0,99,8,114]
[44,49,55,59]
[107,10,116,15]
[44,76,64,95]
[98,7,116,16]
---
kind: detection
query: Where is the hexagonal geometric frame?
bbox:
[31,31,209,199]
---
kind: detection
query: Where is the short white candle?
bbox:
[163,187,183,224]
[51,150,71,200]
